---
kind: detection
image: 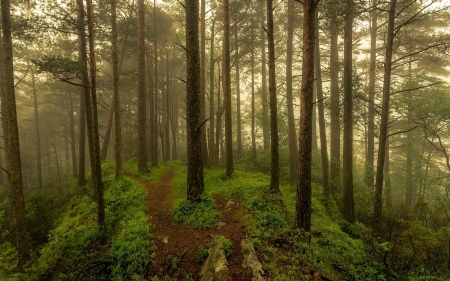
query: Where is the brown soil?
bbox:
[135,168,253,281]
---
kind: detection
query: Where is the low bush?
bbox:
[173,193,219,229]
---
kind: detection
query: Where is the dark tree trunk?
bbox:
[31,67,42,189]
[77,0,87,187]
[374,0,396,234]
[209,20,215,166]
[137,0,148,173]
[101,99,114,161]
[86,0,106,232]
[223,0,233,178]
[151,0,159,167]
[69,94,77,179]
[261,10,269,150]
[171,89,178,160]
[286,0,299,183]
[164,50,171,161]
[367,0,377,188]
[186,0,204,201]
[267,0,279,193]
[295,0,316,232]
[111,0,122,178]
[215,62,223,164]
[329,21,340,197]
[385,135,392,209]
[251,12,256,162]
[314,9,330,200]
[0,0,30,267]
[200,0,208,165]
[342,1,355,223]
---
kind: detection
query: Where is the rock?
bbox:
[218,222,226,229]
[162,236,169,244]
[241,239,264,281]
[200,238,231,281]
[225,199,236,210]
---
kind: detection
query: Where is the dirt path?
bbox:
[136,168,253,280]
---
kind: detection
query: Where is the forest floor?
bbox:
[134,168,254,280]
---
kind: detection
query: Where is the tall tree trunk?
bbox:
[367,0,377,188]
[286,0,299,183]
[329,20,340,196]
[215,62,222,163]
[68,95,77,178]
[234,22,242,158]
[101,99,114,160]
[209,20,215,166]
[267,0,279,193]
[1,0,30,267]
[223,0,233,178]
[111,0,122,178]
[373,0,396,234]
[77,0,87,187]
[261,9,269,150]
[385,135,392,209]
[171,89,178,160]
[151,0,159,167]
[186,0,204,201]
[137,0,148,173]
[31,67,42,189]
[251,12,256,162]
[86,0,106,232]
[314,9,330,200]
[295,0,316,232]
[164,50,171,161]
[0,30,9,197]
[53,142,62,194]
[200,0,208,165]
[342,1,355,223]
[405,127,413,206]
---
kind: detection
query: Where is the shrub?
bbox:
[173,194,219,229]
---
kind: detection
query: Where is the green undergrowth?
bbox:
[124,158,184,184]
[22,174,153,281]
[170,165,382,280]
[173,193,220,229]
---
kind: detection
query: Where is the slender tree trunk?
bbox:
[261,10,269,150]
[31,67,42,189]
[405,127,413,206]
[267,0,279,193]
[329,22,340,196]
[223,0,233,178]
[367,0,377,188]
[251,13,256,162]
[215,62,222,163]
[314,9,330,200]
[137,0,148,173]
[200,0,208,165]
[373,0,396,234]
[234,22,242,158]
[53,142,62,194]
[164,50,171,161]
[295,0,316,232]
[186,0,204,201]
[385,135,392,209]
[151,0,159,167]
[69,95,77,178]
[171,90,178,160]
[1,0,30,267]
[0,30,9,194]
[77,0,87,187]
[101,99,114,161]
[342,1,355,223]
[86,0,106,232]
[286,0,299,183]
[209,20,215,166]
[111,0,122,178]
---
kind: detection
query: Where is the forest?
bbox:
[0,0,450,279]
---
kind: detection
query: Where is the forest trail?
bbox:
[134,168,253,280]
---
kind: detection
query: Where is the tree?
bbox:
[208,19,216,166]
[1,0,31,267]
[186,0,204,201]
[137,0,148,173]
[223,0,233,178]
[295,0,318,232]
[286,0,299,184]
[31,66,42,189]
[267,0,280,193]
[342,0,355,223]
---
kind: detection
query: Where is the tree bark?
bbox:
[367,0,377,188]
[342,1,355,224]
[209,20,215,166]
[373,0,396,234]
[111,0,122,178]
[86,0,106,232]
[329,19,340,197]
[1,0,30,267]
[295,0,316,232]
[267,0,279,193]
[200,0,208,165]
[31,67,42,189]
[137,0,148,173]
[69,94,77,178]
[261,9,269,150]
[314,9,330,200]
[251,12,257,162]
[151,0,159,167]
[385,134,392,209]
[186,0,204,201]
[234,21,242,158]
[223,0,233,178]
[286,0,299,184]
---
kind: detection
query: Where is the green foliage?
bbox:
[173,194,219,229]
[198,245,209,263]
[33,56,83,82]
[26,178,153,281]
[213,235,232,258]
